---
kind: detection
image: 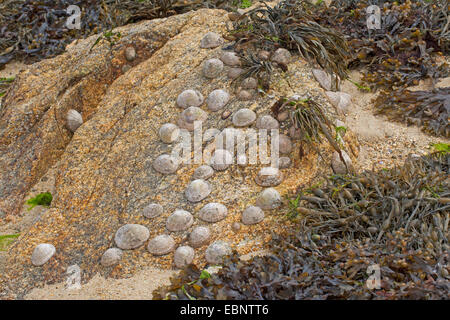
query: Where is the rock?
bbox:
[189,226,211,248]
[143,203,164,218]
[289,126,302,140]
[206,89,230,112]
[66,109,83,133]
[147,235,175,256]
[178,106,207,131]
[203,58,224,79]
[220,51,241,66]
[200,32,223,49]
[232,108,256,127]
[325,91,352,114]
[31,244,56,266]
[125,47,136,62]
[121,64,131,73]
[174,246,195,268]
[278,134,293,154]
[205,241,232,264]
[159,123,180,144]
[221,110,232,119]
[228,67,244,79]
[256,115,279,130]
[166,209,194,232]
[271,48,291,65]
[231,222,241,232]
[198,203,228,223]
[241,77,258,89]
[277,111,289,122]
[255,167,283,187]
[256,188,282,210]
[279,157,291,169]
[312,69,332,91]
[331,150,353,174]
[153,154,179,174]
[185,179,211,203]
[258,50,270,61]
[242,206,264,225]
[114,224,150,250]
[237,89,253,100]
[101,248,122,267]
[193,165,214,180]
[210,149,233,171]
[176,89,204,109]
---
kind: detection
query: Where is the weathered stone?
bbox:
[101,248,122,267]
[220,51,241,66]
[232,108,256,127]
[237,89,253,100]
[198,203,228,223]
[221,110,232,119]
[125,47,136,62]
[147,235,175,256]
[271,48,291,65]
[178,106,207,131]
[122,64,132,73]
[31,244,55,266]
[159,123,180,144]
[241,77,258,89]
[279,157,292,169]
[277,111,289,122]
[210,149,233,171]
[289,126,302,140]
[176,89,204,108]
[278,134,293,154]
[206,89,230,112]
[256,188,282,210]
[203,58,223,79]
[200,32,223,49]
[174,246,195,268]
[312,69,332,91]
[185,179,211,203]
[228,67,244,79]
[325,91,352,114]
[205,241,232,264]
[258,50,270,61]
[66,109,83,133]
[153,154,179,174]
[231,222,241,232]
[193,165,214,180]
[331,150,353,174]
[255,167,283,187]
[114,224,150,250]
[166,209,194,232]
[242,206,264,225]
[189,226,211,248]
[256,115,279,130]
[143,203,163,218]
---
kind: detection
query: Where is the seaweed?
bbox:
[25,192,52,211]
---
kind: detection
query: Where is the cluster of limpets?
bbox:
[30,31,301,270]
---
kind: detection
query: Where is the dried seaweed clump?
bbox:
[374,87,450,137]
[154,153,449,300]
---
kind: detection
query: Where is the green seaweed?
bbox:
[26,192,52,211]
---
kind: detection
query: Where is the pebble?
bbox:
[231,222,241,233]
[200,32,223,49]
[178,106,207,131]
[256,115,279,130]
[101,248,122,267]
[312,69,332,91]
[221,110,232,119]
[289,126,302,140]
[278,134,293,154]
[331,150,353,175]
[325,91,352,114]
[198,203,228,223]
[174,246,195,268]
[121,64,131,73]
[203,58,224,79]
[255,167,283,187]
[237,89,253,100]
[125,47,136,62]
[277,111,289,122]
[241,77,258,89]
[166,209,194,232]
[143,203,163,218]
[228,67,244,79]
[271,48,292,65]
[66,109,83,133]
[153,154,179,174]
[256,188,282,210]
[189,226,211,248]
[176,89,204,109]
[220,51,241,66]
[185,179,211,203]
[31,243,56,266]
[241,206,265,225]
[279,157,292,169]
[115,224,150,250]
[147,235,176,256]
[232,108,256,127]
[205,241,232,264]
[258,50,270,61]
[159,123,180,144]
[210,149,233,171]
[206,89,230,112]
[193,165,214,180]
